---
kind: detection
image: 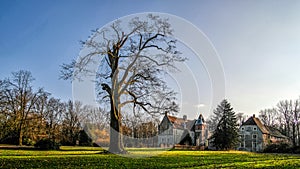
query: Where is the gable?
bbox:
[242,116,269,134]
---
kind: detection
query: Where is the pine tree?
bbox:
[212,99,239,150]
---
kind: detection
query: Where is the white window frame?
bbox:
[252,134,257,139]
[253,127,257,131]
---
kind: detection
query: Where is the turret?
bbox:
[194,113,207,146]
[195,114,205,127]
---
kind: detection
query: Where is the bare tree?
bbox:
[236,112,246,126]
[61,14,185,153]
[277,100,293,140]
[291,99,300,146]
[0,70,47,145]
[277,100,292,137]
[258,108,278,127]
[61,100,81,145]
[296,98,300,146]
[44,97,65,142]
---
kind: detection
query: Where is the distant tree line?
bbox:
[0,70,103,146]
[0,70,160,147]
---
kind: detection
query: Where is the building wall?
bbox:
[239,125,264,152]
[158,116,174,147]
[195,124,208,146]
[173,128,184,144]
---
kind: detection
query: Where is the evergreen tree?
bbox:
[212,99,239,150]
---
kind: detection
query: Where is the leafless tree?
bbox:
[291,99,300,146]
[44,97,65,142]
[0,70,47,145]
[277,100,294,143]
[236,112,246,126]
[61,14,185,153]
[258,108,278,127]
[61,100,81,145]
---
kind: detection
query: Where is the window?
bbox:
[241,127,244,131]
[252,134,257,139]
[253,127,257,131]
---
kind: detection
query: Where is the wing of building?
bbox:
[157,112,210,148]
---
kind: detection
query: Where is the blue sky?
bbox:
[1,0,300,119]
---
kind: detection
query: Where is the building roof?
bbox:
[242,115,269,134]
[264,126,289,139]
[195,114,205,125]
[167,115,196,130]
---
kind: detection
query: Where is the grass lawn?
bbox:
[1,146,300,168]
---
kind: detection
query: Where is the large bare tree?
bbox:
[61,14,185,153]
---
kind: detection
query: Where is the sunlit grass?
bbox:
[1,147,300,168]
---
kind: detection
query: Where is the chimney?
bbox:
[183,115,187,121]
[253,114,255,118]
[165,111,168,116]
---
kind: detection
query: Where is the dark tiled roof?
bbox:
[265,126,288,138]
[242,116,269,134]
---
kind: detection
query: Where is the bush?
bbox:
[79,130,93,146]
[292,146,300,154]
[263,142,292,153]
[34,139,60,150]
[23,138,36,146]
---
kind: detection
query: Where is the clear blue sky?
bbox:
[1,0,300,119]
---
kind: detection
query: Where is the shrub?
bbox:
[79,130,93,146]
[23,138,36,146]
[263,142,292,153]
[34,139,60,150]
[292,146,300,154]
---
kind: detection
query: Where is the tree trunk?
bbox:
[108,100,125,154]
[297,124,300,146]
[108,110,125,153]
[292,123,296,147]
[18,129,23,146]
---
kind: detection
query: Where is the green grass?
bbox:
[1,146,300,168]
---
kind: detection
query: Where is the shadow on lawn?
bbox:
[0,145,36,150]
[0,145,104,153]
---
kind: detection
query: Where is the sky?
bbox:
[1,0,300,120]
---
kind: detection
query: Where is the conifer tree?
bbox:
[212,99,239,150]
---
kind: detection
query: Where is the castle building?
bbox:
[157,112,209,148]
